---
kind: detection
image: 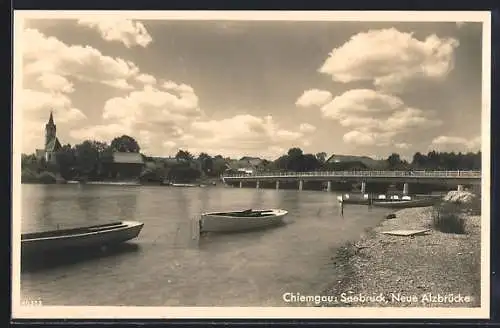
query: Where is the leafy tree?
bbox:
[197,152,214,175]
[55,144,76,180]
[211,156,229,176]
[386,153,402,169]
[287,147,303,159]
[315,152,327,164]
[274,155,289,171]
[299,154,321,172]
[110,135,140,153]
[175,149,194,161]
[167,165,201,182]
[139,166,165,183]
[74,140,100,177]
[411,152,426,168]
[21,153,38,172]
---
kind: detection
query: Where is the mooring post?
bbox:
[327,181,332,192]
[361,181,366,194]
[239,181,243,188]
[403,182,409,195]
[256,181,260,189]
[276,181,280,190]
[299,180,303,191]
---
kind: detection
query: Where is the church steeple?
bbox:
[48,111,54,125]
[45,111,57,149]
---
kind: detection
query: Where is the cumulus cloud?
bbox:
[77,18,153,48]
[319,89,441,147]
[23,28,140,90]
[342,130,375,146]
[299,123,316,133]
[431,135,481,151]
[395,142,411,149]
[136,73,157,85]
[70,83,202,155]
[296,89,332,107]
[186,115,310,159]
[20,89,87,153]
[36,73,74,93]
[319,28,459,92]
[321,89,403,120]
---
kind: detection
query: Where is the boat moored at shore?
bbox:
[370,197,439,209]
[199,209,288,233]
[21,221,144,255]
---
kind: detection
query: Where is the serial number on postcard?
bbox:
[21,298,43,306]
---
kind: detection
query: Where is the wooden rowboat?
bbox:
[199,209,288,233]
[21,221,144,255]
[371,197,438,209]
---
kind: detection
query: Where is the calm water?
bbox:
[20,184,391,306]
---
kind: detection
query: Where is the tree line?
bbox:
[21,134,481,184]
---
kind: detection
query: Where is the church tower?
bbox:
[45,111,56,148]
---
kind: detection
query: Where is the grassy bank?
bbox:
[321,203,481,307]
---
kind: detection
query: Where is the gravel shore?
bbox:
[321,205,481,307]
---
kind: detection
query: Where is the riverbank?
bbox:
[321,205,481,307]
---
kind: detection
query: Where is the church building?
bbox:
[36,111,62,164]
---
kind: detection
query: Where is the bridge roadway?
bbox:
[221,170,481,193]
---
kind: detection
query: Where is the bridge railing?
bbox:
[222,170,481,179]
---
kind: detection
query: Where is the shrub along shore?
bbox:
[320,191,481,307]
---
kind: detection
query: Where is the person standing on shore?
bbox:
[339,199,344,216]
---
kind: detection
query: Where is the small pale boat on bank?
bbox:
[199,209,288,233]
[85,181,141,186]
[21,221,144,255]
[337,193,371,205]
[171,183,199,187]
[371,197,438,209]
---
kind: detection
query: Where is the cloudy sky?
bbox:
[18,15,485,160]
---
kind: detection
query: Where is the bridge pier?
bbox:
[276,181,280,190]
[360,181,366,194]
[298,180,303,191]
[239,181,243,188]
[256,181,260,189]
[457,184,464,192]
[327,181,332,192]
[403,183,409,195]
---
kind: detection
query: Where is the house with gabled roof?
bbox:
[100,151,145,180]
[35,111,62,164]
[324,154,387,170]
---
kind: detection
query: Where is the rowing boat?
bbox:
[21,221,144,255]
[199,209,288,233]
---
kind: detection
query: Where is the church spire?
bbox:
[48,111,54,125]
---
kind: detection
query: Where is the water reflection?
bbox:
[22,243,141,273]
[35,185,54,230]
[115,191,138,221]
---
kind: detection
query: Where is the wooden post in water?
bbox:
[276,181,280,190]
[298,180,304,191]
[327,181,332,192]
[403,182,409,195]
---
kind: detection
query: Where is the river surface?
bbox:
[20,184,391,306]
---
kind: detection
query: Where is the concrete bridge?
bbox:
[221,170,481,194]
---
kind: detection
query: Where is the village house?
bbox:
[224,156,264,175]
[324,154,386,171]
[101,152,145,180]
